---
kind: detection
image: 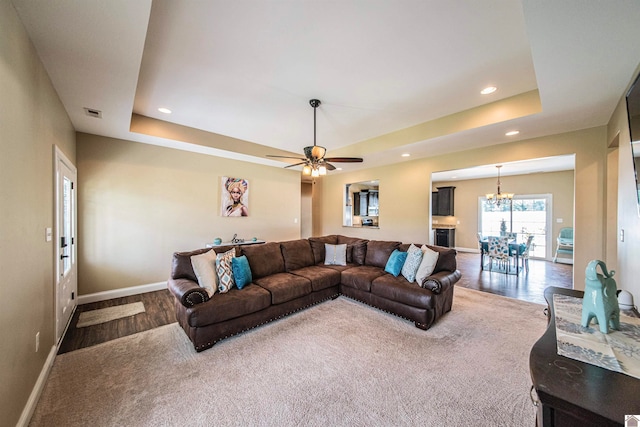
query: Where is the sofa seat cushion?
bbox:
[254,272,312,305]
[188,284,271,327]
[370,275,435,309]
[290,266,341,291]
[281,239,316,271]
[340,265,386,292]
[317,263,357,273]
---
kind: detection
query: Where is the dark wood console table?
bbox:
[529,286,640,427]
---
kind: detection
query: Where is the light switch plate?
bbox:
[45,227,52,242]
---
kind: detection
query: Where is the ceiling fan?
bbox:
[267,99,363,176]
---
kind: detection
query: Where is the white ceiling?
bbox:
[11,0,640,176]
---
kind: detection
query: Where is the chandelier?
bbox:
[485,165,514,207]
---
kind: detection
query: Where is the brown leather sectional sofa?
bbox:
[168,235,461,352]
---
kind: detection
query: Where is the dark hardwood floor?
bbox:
[59,253,573,353]
[58,289,175,354]
[455,251,573,305]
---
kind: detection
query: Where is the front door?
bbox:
[55,147,77,343]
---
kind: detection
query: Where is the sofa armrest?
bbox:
[168,278,210,307]
[420,269,461,294]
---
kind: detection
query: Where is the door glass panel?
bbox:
[480,195,549,258]
[62,175,72,274]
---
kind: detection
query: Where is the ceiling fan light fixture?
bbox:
[311,145,326,159]
[266,98,363,175]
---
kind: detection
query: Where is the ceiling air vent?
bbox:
[83,107,102,119]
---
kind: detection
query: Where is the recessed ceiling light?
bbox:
[401,153,410,157]
[158,107,172,114]
[481,86,497,95]
[505,130,520,136]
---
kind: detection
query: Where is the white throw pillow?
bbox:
[190,249,218,297]
[415,245,439,285]
[401,244,424,283]
[324,243,347,266]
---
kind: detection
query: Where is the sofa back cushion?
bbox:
[364,240,401,268]
[171,245,237,281]
[399,243,457,274]
[280,239,315,271]
[308,235,338,264]
[337,235,368,265]
[427,245,457,273]
[241,242,286,279]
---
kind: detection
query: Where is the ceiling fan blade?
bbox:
[325,162,336,171]
[267,155,307,161]
[323,157,363,163]
[284,162,307,169]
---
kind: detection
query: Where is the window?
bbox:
[479,194,551,259]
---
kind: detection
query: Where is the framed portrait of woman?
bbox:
[221,176,249,217]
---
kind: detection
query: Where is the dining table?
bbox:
[480,237,526,275]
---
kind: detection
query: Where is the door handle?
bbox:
[60,255,70,260]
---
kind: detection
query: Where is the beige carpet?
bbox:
[76,302,145,328]
[30,287,547,426]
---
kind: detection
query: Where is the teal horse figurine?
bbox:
[581,260,620,334]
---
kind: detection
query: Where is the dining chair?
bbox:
[501,232,517,241]
[487,236,510,273]
[553,227,573,262]
[477,232,487,268]
[520,235,535,272]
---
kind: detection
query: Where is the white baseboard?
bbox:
[77,281,167,305]
[454,247,480,253]
[17,345,57,427]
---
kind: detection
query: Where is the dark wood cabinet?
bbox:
[353,192,361,216]
[431,192,438,215]
[435,228,455,247]
[432,186,455,216]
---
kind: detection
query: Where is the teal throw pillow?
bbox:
[384,249,408,277]
[231,255,252,290]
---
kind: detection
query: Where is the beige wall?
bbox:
[609,81,640,303]
[320,127,606,289]
[301,182,313,238]
[76,133,302,295]
[0,0,76,424]
[433,170,575,253]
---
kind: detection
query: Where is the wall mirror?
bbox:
[343,180,379,228]
[625,72,640,214]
